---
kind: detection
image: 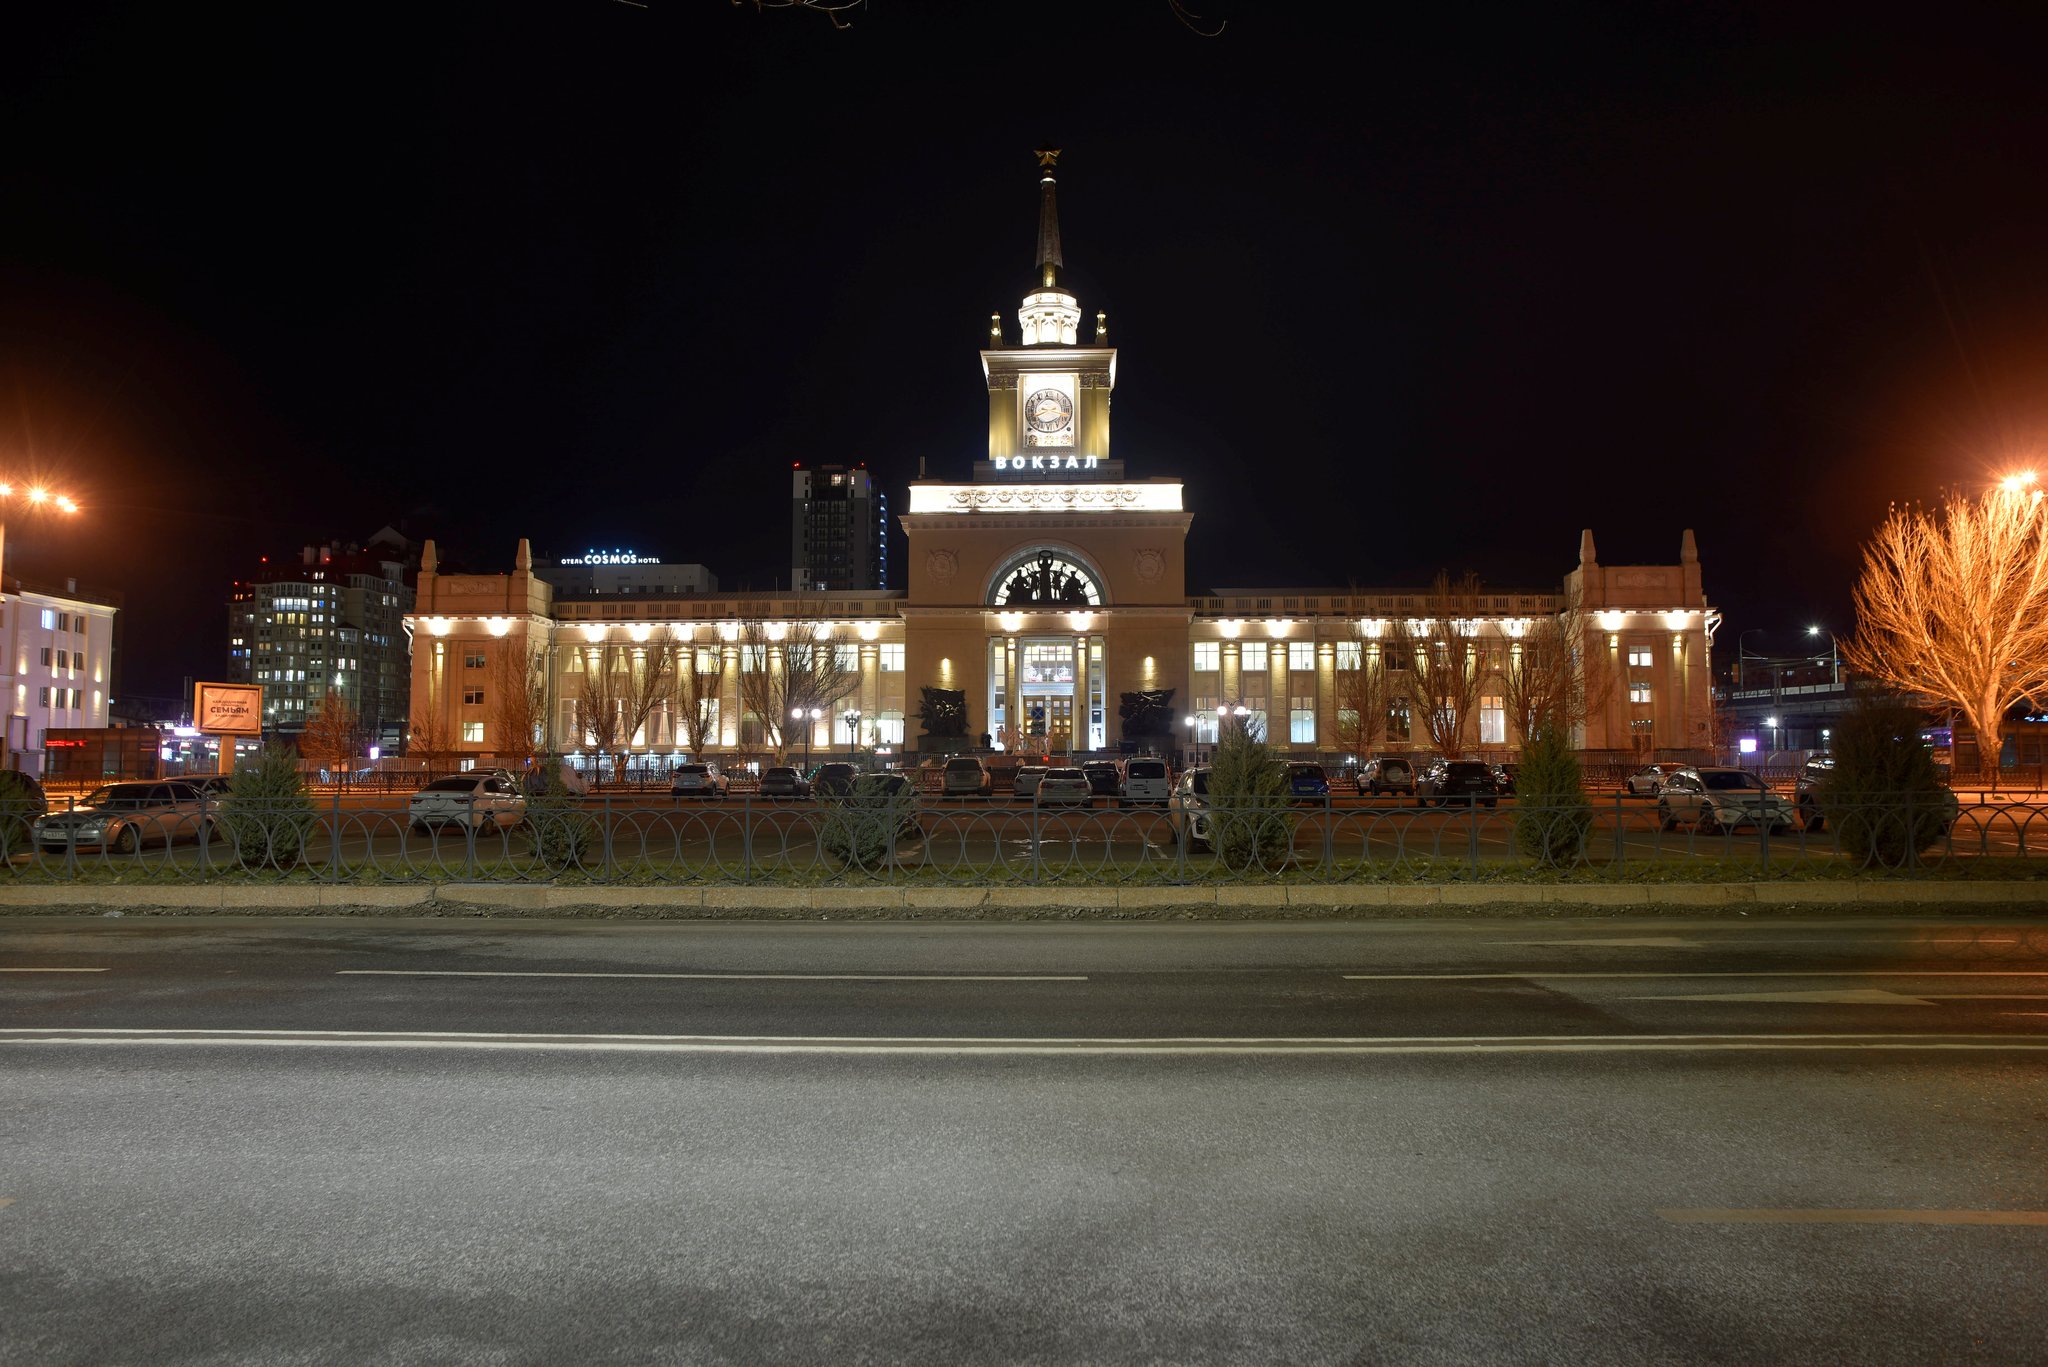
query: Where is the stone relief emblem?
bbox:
[1133,548,1165,583]
[926,548,960,584]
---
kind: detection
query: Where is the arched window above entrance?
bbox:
[988,549,1103,608]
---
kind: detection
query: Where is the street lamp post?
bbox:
[842,708,862,759]
[1737,629,1764,691]
[1806,625,1839,687]
[790,706,822,767]
[1183,714,1198,767]
[0,482,82,772]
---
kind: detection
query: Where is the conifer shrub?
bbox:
[221,745,316,870]
[0,769,47,860]
[820,774,918,870]
[1205,720,1295,870]
[527,761,599,869]
[1819,694,1953,868]
[1512,725,1592,867]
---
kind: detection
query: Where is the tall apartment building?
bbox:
[227,530,416,750]
[792,464,885,591]
[0,575,120,775]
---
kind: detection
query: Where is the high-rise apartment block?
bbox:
[227,529,415,750]
[792,464,885,591]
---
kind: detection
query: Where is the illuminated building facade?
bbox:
[407,153,1716,769]
[0,576,118,775]
[228,532,414,750]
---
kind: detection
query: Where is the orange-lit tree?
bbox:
[1845,480,2048,775]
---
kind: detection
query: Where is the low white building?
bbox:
[0,576,119,775]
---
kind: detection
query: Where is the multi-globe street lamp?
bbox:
[790,706,823,767]
[842,708,862,757]
[0,481,82,771]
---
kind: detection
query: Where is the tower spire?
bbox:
[1035,146,1064,288]
[1018,147,1080,346]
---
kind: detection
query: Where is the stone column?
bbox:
[1071,635,1086,755]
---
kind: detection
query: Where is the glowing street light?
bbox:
[1998,470,2039,494]
[0,479,82,770]
[1806,625,1840,686]
[790,705,823,766]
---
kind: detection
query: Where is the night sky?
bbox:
[6,2,2048,701]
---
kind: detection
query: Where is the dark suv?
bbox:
[1416,759,1500,808]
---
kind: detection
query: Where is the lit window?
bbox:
[1288,642,1316,672]
[1627,648,1654,668]
[1240,642,1268,672]
[1480,696,1505,745]
[875,710,905,743]
[741,645,768,673]
[39,609,54,630]
[696,648,721,674]
[1193,642,1220,672]
[878,644,905,672]
[833,644,859,673]
[460,722,484,743]
[1630,682,1652,703]
[1289,696,1316,743]
[1335,642,1362,670]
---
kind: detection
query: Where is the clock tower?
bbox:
[977,147,1120,480]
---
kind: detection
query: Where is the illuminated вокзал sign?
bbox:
[560,550,659,566]
[994,455,1100,472]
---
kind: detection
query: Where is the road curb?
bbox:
[2,880,2046,919]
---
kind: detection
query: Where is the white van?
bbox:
[1119,757,1172,807]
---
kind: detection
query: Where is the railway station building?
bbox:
[406,154,1718,773]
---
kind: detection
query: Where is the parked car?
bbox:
[1492,763,1519,797]
[1624,763,1689,797]
[1794,755,1959,835]
[1082,760,1123,798]
[1012,765,1049,799]
[1285,761,1331,803]
[1416,760,1500,808]
[176,773,235,800]
[1035,767,1092,804]
[1358,756,1415,798]
[758,766,812,799]
[942,756,993,798]
[1119,756,1172,807]
[809,762,858,797]
[409,772,526,834]
[31,780,213,853]
[1168,766,1212,850]
[669,763,729,799]
[1656,767,1794,834]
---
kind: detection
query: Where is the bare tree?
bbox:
[572,638,681,778]
[300,690,362,773]
[1394,572,1486,755]
[735,613,860,760]
[489,644,549,770]
[1333,633,1390,759]
[1846,480,2048,775]
[670,643,725,754]
[1500,591,1608,747]
[406,707,456,772]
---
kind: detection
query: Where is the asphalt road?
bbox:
[5,916,2048,1364]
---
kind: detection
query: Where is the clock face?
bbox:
[1024,386,1074,435]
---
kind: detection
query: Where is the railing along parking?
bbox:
[2,787,2045,886]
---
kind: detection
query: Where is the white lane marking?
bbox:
[1658,1208,2048,1226]
[3,1028,2047,1056]
[0,968,108,973]
[1342,971,2048,981]
[335,971,1087,982]
[1627,989,1937,1006]
[1501,937,1703,948]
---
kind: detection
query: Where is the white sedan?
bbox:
[409,773,526,833]
[1624,763,1689,797]
[1034,767,1093,804]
